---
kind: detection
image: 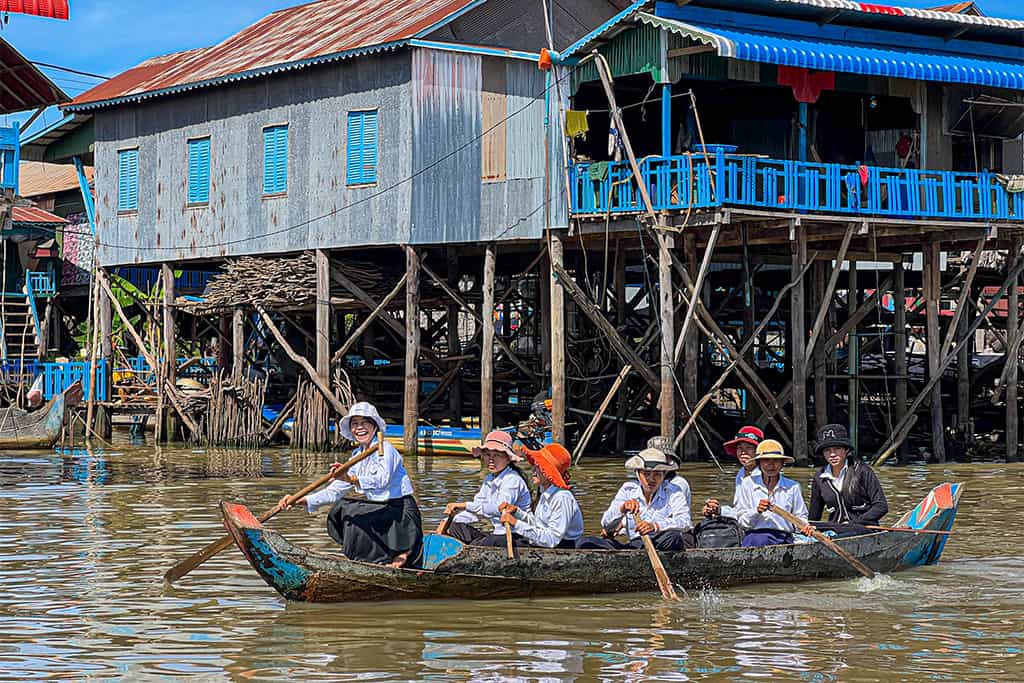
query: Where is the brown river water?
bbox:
[0,438,1020,681]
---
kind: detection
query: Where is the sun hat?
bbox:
[624,447,679,472]
[522,443,572,489]
[813,423,854,455]
[646,436,680,464]
[472,430,516,459]
[339,401,387,441]
[753,439,795,464]
[723,425,764,457]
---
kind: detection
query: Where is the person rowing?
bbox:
[278,402,422,568]
[807,423,888,537]
[441,430,532,547]
[497,443,584,549]
[576,447,693,551]
[702,425,763,519]
[733,439,811,547]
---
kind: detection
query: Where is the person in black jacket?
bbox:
[808,423,888,537]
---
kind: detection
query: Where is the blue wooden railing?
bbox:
[112,267,217,293]
[570,151,1024,221]
[39,361,109,401]
[27,271,56,297]
[125,355,217,385]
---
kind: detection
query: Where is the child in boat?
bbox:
[702,425,763,519]
[807,423,888,536]
[442,430,532,546]
[496,443,583,549]
[278,402,422,568]
[576,447,694,551]
[733,439,811,547]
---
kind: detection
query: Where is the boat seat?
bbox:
[421,533,464,570]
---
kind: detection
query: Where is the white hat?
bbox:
[624,447,678,472]
[339,401,387,441]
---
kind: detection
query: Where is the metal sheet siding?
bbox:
[94,54,413,267]
[410,48,482,244]
[505,61,546,181]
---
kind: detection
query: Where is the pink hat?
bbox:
[472,430,516,459]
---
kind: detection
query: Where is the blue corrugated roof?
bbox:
[640,13,1024,90]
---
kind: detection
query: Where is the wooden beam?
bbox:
[822,275,893,352]
[1008,240,1020,463]
[682,232,699,458]
[573,364,632,463]
[893,262,907,462]
[614,243,628,454]
[812,261,829,430]
[162,264,176,384]
[804,222,854,364]
[481,244,496,435]
[315,249,331,381]
[332,275,407,365]
[447,248,463,422]
[923,242,946,463]
[550,235,566,444]
[658,231,676,443]
[404,246,421,456]
[791,223,809,465]
[847,260,860,452]
[232,307,245,380]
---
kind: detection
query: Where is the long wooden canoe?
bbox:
[222,482,962,603]
[0,380,82,449]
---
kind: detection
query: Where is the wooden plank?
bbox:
[332,274,407,364]
[791,223,809,465]
[658,231,676,443]
[315,249,331,381]
[550,235,566,444]
[481,244,496,435]
[404,246,420,456]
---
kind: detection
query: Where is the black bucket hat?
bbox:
[814,423,854,455]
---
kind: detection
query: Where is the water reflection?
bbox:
[0,439,1020,680]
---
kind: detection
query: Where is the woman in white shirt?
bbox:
[497,443,583,549]
[278,402,421,568]
[733,439,811,547]
[442,430,532,546]
[576,447,694,551]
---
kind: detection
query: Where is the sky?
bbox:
[5,0,1024,136]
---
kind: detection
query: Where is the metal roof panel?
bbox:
[11,206,68,224]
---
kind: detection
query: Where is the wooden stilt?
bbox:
[847,260,859,452]
[812,260,829,430]
[658,231,676,444]
[894,261,908,463]
[232,307,245,381]
[550,234,566,444]
[682,232,699,458]
[614,244,628,454]
[790,223,809,465]
[315,249,331,382]
[447,248,463,423]
[923,241,946,463]
[481,244,496,435]
[332,275,407,364]
[404,246,421,456]
[1008,239,1020,463]
[957,283,972,439]
[161,264,178,440]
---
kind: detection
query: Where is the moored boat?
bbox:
[0,380,82,449]
[221,482,963,603]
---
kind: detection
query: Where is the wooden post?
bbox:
[847,260,859,453]
[658,231,676,444]
[957,280,972,439]
[447,248,463,423]
[549,234,566,444]
[217,314,231,375]
[315,249,331,382]
[232,306,245,380]
[923,241,946,463]
[481,244,496,435]
[404,246,420,456]
[614,243,628,454]
[812,260,829,430]
[683,232,699,458]
[894,260,908,463]
[790,223,808,465]
[161,263,177,440]
[540,250,552,375]
[1007,239,1020,462]
[96,276,113,439]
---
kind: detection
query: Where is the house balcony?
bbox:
[569,151,1024,223]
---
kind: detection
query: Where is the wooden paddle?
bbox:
[866,525,952,536]
[504,522,515,560]
[630,512,679,601]
[164,442,381,584]
[435,509,458,535]
[767,503,876,579]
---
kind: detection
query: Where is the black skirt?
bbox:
[326,495,423,568]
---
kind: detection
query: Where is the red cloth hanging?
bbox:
[777,66,835,104]
[0,1,69,20]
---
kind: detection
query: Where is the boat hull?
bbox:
[0,381,80,449]
[221,482,962,603]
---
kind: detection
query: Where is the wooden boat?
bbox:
[0,380,82,449]
[221,481,963,603]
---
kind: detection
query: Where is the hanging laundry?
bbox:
[565,110,589,139]
[608,112,624,162]
[588,161,610,181]
[777,66,835,104]
[996,174,1024,193]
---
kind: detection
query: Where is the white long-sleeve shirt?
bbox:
[601,476,693,540]
[304,438,415,512]
[455,466,532,534]
[512,485,584,548]
[721,466,761,519]
[734,473,808,532]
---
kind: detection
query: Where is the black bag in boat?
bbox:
[694,516,743,548]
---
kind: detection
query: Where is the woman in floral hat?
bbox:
[497,443,583,549]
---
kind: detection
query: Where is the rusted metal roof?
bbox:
[11,206,67,224]
[18,161,92,198]
[0,1,69,20]
[68,0,481,111]
[0,36,67,114]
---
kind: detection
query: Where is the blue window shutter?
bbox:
[187,137,211,204]
[118,149,138,211]
[263,125,288,194]
[346,110,378,185]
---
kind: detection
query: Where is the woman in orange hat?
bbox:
[497,443,583,549]
[734,439,810,547]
